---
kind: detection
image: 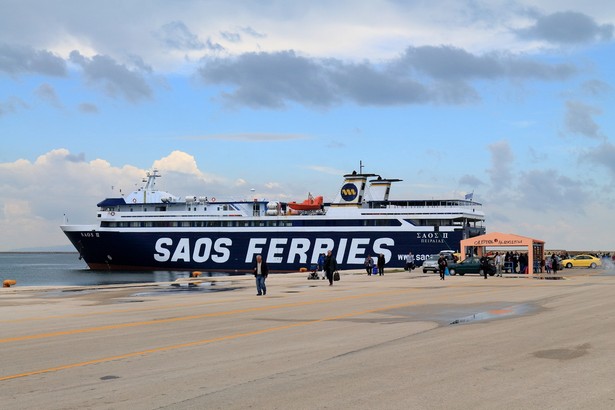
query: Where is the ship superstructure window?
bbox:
[101,218,403,228]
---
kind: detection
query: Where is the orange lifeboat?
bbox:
[288,194,323,211]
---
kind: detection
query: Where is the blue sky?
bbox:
[1,0,614,252]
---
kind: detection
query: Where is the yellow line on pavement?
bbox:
[0,296,440,382]
[0,288,421,344]
[1,277,550,345]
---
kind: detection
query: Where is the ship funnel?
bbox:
[368,177,402,201]
[331,170,377,207]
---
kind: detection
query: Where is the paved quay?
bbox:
[1,268,615,409]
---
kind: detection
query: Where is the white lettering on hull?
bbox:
[153,237,395,265]
[155,237,232,263]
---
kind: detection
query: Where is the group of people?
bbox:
[363,254,386,276]
[254,247,615,295]
[474,251,569,276]
[500,251,529,274]
[253,249,341,295]
[501,251,561,274]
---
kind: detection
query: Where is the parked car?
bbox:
[422,254,440,273]
[561,254,602,269]
[447,257,496,276]
[422,253,456,273]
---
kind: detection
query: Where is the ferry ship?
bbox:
[61,168,485,272]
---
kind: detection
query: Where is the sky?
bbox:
[1,0,614,252]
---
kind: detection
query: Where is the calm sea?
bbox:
[0,253,230,287]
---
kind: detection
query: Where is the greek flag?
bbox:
[464,192,473,201]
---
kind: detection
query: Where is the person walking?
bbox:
[495,252,502,277]
[438,254,447,280]
[252,254,268,296]
[324,249,338,286]
[405,251,415,271]
[540,257,545,273]
[317,252,326,279]
[551,254,559,275]
[480,255,489,279]
[377,253,385,276]
[364,254,373,275]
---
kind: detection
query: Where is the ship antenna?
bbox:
[359,160,364,174]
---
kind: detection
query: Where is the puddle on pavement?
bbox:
[450,304,535,325]
[131,285,239,297]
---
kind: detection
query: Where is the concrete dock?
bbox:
[1,268,615,409]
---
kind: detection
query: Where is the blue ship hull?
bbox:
[64,229,464,272]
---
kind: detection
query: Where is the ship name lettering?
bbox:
[416,232,448,243]
[416,232,448,239]
[154,237,232,263]
[245,237,393,265]
[153,236,395,265]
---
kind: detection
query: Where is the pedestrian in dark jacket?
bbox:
[364,254,373,275]
[253,254,269,296]
[377,253,385,276]
[480,255,489,279]
[324,249,338,286]
[438,255,447,280]
[551,254,559,275]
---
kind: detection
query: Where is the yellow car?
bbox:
[561,254,602,269]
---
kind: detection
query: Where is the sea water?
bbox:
[0,253,222,287]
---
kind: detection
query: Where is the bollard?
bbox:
[3,279,17,287]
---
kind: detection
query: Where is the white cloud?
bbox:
[0,1,612,71]
[264,182,281,189]
[0,149,307,250]
[69,50,154,102]
[35,83,62,107]
[564,100,604,139]
[0,147,614,251]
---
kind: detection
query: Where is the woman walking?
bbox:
[324,249,338,286]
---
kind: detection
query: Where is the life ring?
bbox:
[211,197,216,202]
[132,198,137,203]
[110,211,115,216]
